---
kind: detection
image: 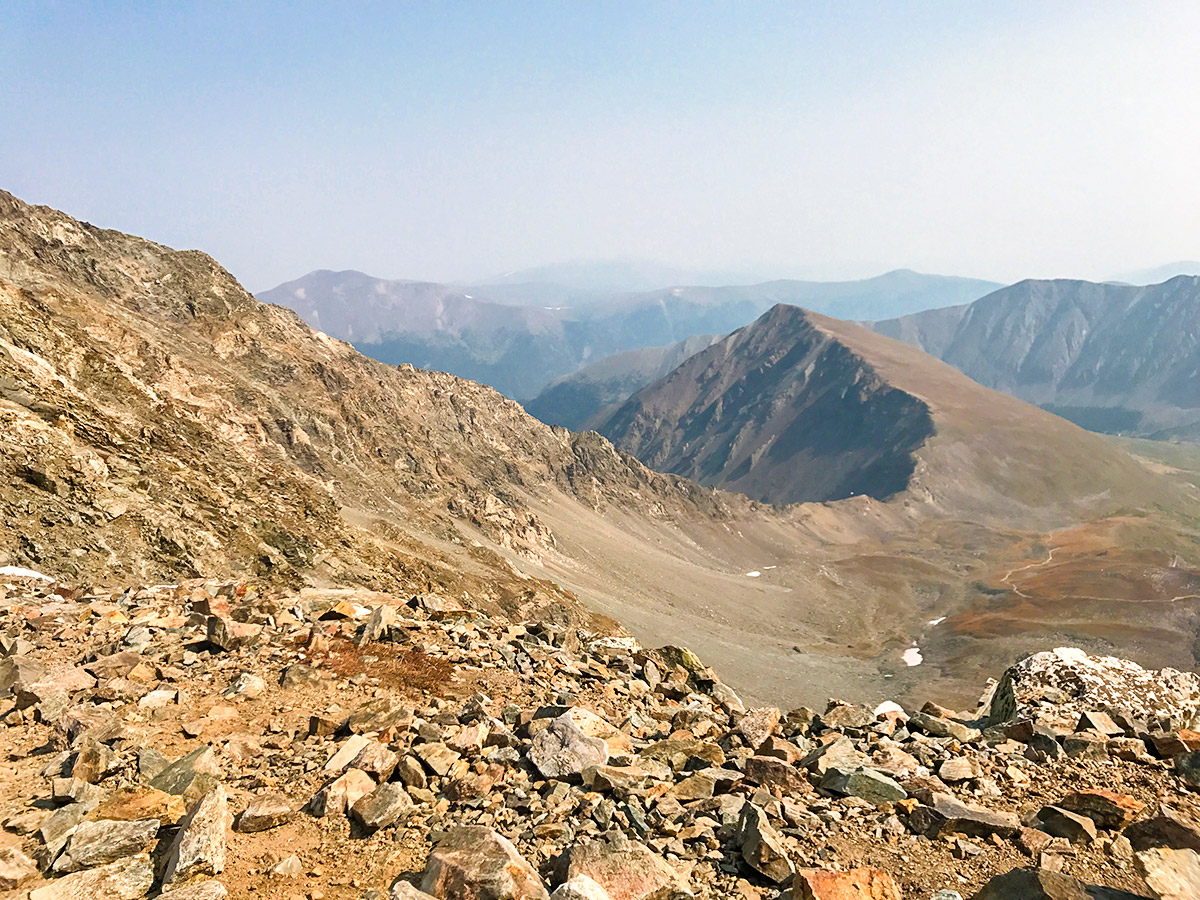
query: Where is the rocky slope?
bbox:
[259,271,999,400]
[870,277,1200,441]
[0,189,730,605]
[1,568,1199,900]
[525,336,721,433]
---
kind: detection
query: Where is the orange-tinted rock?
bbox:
[791,867,903,900]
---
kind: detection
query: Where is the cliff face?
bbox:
[597,306,935,504]
[871,277,1200,440]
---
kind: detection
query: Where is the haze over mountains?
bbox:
[259,268,1000,399]
[871,276,1200,441]
[7,189,1200,713]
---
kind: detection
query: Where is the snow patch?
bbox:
[0,566,53,582]
[902,646,924,667]
[745,571,761,578]
[873,700,907,719]
[927,617,946,626]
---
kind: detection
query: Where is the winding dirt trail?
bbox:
[1001,547,1058,598]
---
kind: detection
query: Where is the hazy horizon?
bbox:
[5,2,1199,292]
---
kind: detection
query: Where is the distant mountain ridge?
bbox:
[259,268,1001,399]
[524,334,721,432]
[870,276,1200,440]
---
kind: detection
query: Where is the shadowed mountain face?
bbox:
[871,277,1200,441]
[597,306,935,504]
[259,269,999,399]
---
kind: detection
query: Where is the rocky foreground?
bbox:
[1,572,1200,899]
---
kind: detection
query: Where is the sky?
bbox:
[4,2,1200,291]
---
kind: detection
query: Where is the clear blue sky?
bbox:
[4,2,1199,290]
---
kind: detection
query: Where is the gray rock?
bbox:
[529,713,609,781]
[738,802,794,884]
[38,801,90,864]
[52,817,160,873]
[29,857,154,900]
[1137,847,1200,900]
[158,881,230,900]
[390,879,440,900]
[1038,806,1097,844]
[971,866,1154,899]
[908,712,980,743]
[908,791,1019,838]
[987,648,1200,730]
[351,782,415,832]
[821,766,907,804]
[162,784,231,887]
[150,746,221,802]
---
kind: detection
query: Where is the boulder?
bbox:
[970,867,1153,899]
[350,782,415,832]
[551,875,614,900]
[566,830,683,900]
[738,802,794,884]
[90,786,186,826]
[1136,848,1200,900]
[391,879,441,900]
[907,791,1019,838]
[158,882,230,900]
[1038,806,1097,844]
[309,769,376,817]
[737,708,782,749]
[0,847,38,890]
[29,857,154,900]
[529,713,609,781]
[986,648,1200,730]
[421,826,549,899]
[150,746,222,803]
[1059,790,1145,830]
[52,817,160,873]
[236,792,293,832]
[791,867,903,900]
[821,767,907,805]
[1127,798,1200,852]
[162,784,230,887]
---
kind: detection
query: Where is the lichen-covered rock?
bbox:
[29,857,154,900]
[162,784,230,887]
[51,816,160,873]
[986,648,1200,729]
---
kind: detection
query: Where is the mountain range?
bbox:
[871,277,1200,440]
[6,190,1200,712]
[258,269,1001,399]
